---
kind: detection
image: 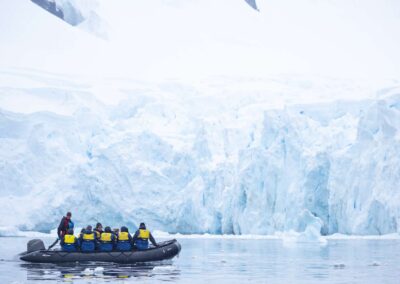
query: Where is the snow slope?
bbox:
[0,0,400,235]
[2,0,400,80]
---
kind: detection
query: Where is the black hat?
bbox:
[105,226,111,232]
[139,223,146,229]
[66,212,72,217]
[96,222,102,228]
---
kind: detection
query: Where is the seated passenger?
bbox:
[60,229,79,252]
[116,226,132,251]
[133,223,158,250]
[113,228,119,235]
[94,222,103,239]
[79,228,85,239]
[99,226,115,252]
[79,225,97,252]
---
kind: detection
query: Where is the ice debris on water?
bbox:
[82,268,94,276]
[94,267,104,274]
[152,266,176,272]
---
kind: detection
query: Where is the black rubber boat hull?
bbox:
[20,239,181,264]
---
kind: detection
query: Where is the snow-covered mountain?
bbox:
[2,0,400,80]
[0,0,400,235]
[31,0,109,38]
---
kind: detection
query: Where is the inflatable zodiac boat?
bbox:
[20,239,181,263]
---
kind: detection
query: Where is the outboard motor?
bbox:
[27,239,45,253]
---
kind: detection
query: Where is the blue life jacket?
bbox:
[62,244,78,252]
[135,229,150,250]
[116,241,131,251]
[81,242,95,252]
[135,239,149,250]
[99,242,113,252]
[98,232,114,252]
[116,232,131,251]
[62,234,78,252]
[81,232,96,252]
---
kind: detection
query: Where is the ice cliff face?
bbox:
[0,73,399,235]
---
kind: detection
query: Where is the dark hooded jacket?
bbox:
[57,216,73,238]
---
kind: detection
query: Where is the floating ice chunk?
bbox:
[297,222,327,245]
[298,210,326,243]
[282,211,327,245]
[152,265,177,272]
[94,267,104,274]
[82,268,94,276]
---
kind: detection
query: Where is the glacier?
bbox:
[1,71,399,236]
[0,0,400,236]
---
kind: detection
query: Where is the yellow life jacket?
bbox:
[118,232,129,241]
[138,229,150,240]
[100,232,112,242]
[95,231,101,238]
[83,233,95,241]
[64,234,75,244]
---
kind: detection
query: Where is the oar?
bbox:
[47,238,59,250]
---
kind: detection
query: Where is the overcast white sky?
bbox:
[1,0,400,82]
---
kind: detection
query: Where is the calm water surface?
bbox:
[0,237,399,283]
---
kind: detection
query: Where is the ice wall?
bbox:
[1,78,399,235]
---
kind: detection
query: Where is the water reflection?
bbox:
[20,261,180,281]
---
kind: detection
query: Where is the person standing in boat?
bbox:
[132,223,158,250]
[57,212,74,238]
[79,225,97,252]
[60,229,80,252]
